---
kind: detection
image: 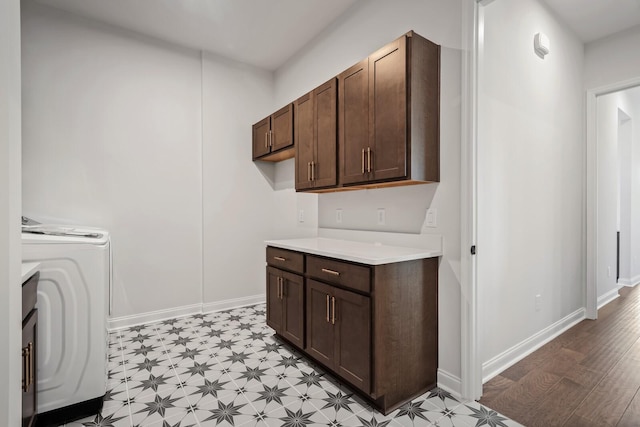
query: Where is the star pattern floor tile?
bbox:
[60,304,522,427]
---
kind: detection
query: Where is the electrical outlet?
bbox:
[336,209,343,224]
[608,266,611,277]
[535,294,542,312]
[298,210,304,223]
[425,208,437,228]
[377,208,386,225]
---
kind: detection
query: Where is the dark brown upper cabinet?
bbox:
[252,103,294,161]
[339,31,440,187]
[295,78,337,191]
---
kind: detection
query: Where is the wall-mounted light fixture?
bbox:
[534,32,550,58]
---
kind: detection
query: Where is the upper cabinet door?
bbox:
[252,117,271,160]
[295,79,337,191]
[271,104,294,152]
[369,36,407,181]
[339,59,370,185]
[295,92,315,191]
[253,104,295,162]
[312,78,337,189]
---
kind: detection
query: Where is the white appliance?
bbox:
[22,224,110,422]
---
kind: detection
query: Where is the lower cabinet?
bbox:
[306,279,370,393]
[266,246,438,415]
[266,266,304,349]
[22,272,39,427]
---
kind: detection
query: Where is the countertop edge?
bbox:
[265,238,442,266]
[21,262,40,283]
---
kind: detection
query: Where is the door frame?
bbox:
[585,76,640,319]
[459,0,485,401]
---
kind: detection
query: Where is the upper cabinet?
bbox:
[339,31,440,187]
[252,31,440,192]
[295,78,337,191]
[252,104,294,161]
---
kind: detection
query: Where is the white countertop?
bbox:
[21,262,40,283]
[265,237,441,265]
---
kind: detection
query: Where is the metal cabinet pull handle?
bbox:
[321,268,340,276]
[273,256,286,262]
[331,297,336,325]
[361,148,365,174]
[28,342,34,387]
[367,147,372,172]
[269,130,273,147]
[22,346,29,392]
[326,294,330,323]
[311,161,315,181]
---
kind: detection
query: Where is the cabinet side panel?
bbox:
[409,33,440,182]
[372,258,438,407]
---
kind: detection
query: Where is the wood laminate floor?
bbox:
[480,285,640,426]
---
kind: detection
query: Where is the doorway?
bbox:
[587,83,640,318]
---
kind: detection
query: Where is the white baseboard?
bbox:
[437,369,462,399]
[617,275,640,287]
[481,307,586,383]
[202,294,265,314]
[108,303,202,331]
[108,294,265,331]
[597,287,620,309]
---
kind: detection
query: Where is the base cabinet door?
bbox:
[281,271,304,349]
[266,266,284,332]
[306,279,371,393]
[334,287,371,393]
[22,310,37,427]
[306,280,335,368]
[267,266,304,349]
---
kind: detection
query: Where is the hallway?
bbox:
[480,285,640,426]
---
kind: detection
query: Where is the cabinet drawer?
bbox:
[22,272,39,322]
[307,255,370,294]
[266,247,304,274]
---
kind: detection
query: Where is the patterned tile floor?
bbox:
[64,304,522,427]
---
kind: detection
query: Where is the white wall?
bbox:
[584,25,640,90]
[201,52,317,306]
[21,3,318,320]
[21,4,203,317]
[478,0,585,371]
[272,0,463,382]
[0,0,23,424]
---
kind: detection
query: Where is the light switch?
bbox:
[298,210,304,223]
[336,209,342,224]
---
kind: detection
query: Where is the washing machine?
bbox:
[22,223,110,425]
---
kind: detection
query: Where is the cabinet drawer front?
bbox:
[307,256,370,294]
[22,272,39,322]
[266,247,304,274]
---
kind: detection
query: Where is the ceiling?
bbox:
[31,0,360,71]
[542,0,640,42]
[31,0,640,70]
